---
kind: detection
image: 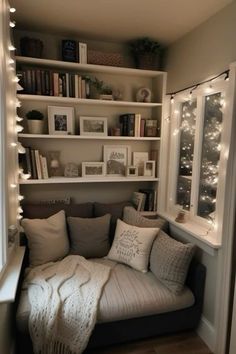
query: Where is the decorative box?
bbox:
[88,50,124,67]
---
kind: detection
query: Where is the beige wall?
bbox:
[0,303,15,354]
[165,1,236,92]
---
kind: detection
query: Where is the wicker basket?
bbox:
[135,53,160,70]
[88,50,123,67]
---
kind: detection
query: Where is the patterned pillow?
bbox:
[150,230,195,294]
[107,219,159,272]
[123,206,167,230]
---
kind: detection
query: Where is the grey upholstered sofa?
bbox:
[15,201,206,353]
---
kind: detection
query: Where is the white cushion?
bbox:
[21,210,69,267]
[107,219,159,272]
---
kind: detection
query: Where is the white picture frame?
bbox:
[48,106,75,135]
[126,165,138,177]
[103,145,131,176]
[144,160,156,178]
[82,162,106,177]
[133,152,149,176]
[80,116,108,136]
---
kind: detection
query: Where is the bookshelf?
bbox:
[17,56,167,210]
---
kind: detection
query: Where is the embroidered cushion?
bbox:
[21,210,69,267]
[107,219,159,272]
[150,230,195,294]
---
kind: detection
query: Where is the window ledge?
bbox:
[158,212,221,256]
[0,246,25,303]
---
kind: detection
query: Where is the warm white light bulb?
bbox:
[17,206,23,213]
[16,125,24,133]
[15,99,21,107]
[16,115,23,122]
[17,214,23,220]
[18,195,24,201]
[8,44,16,51]
[17,83,24,91]
[10,7,16,13]
[10,183,17,188]
[8,58,14,64]
[20,173,31,180]
[9,21,15,28]
[17,142,26,154]
[11,142,17,147]
[13,76,20,83]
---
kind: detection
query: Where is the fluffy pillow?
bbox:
[21,210,69,267]
[150,230,195,294]
[67,214,111,258]
[123,206,167,230]
[107,219,159,272]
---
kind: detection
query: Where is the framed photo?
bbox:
[133,152,149,176]
[103,145,131,176]
[126,165,138,177]
[48,106,75,135]
[144,160,156,178]
[80,116,108,136]
[82,162,106,177]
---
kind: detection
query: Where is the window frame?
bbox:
[165,79,229,241]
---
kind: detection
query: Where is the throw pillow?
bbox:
[107,219,159,272]
[123,206,168,230]
[21,210,69,267]
[67,214,111,258]
[150,230,195,294]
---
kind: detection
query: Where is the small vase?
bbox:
[27,120,44,134]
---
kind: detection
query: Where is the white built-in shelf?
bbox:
[17,94,162,108]
[18,133,161,141]
[19,176,159,185]
[16,56,166,78]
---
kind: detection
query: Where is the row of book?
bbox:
[17,68,89,98]
[119,113,158,137]
[19,147,49,179]
[131,189,157,212]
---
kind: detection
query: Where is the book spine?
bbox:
[40,155,49,179]
[58,73,63,97]
[34,150,42,179]
[30,149,38,179]
[45,70,50,95]
[119,114,128,136]
[81,79,86,98]
[135,113,142,137]
[78,76,82,98]
[49,71,53,96]
[40,70,46,95]
[35,69,41,95]
[25,147,32,177]
[127,114,135,136]
[79,42,87,64]
[74,74,79,98]
[140,118,146,137]
[53,72,59,96]
[65,73,70,97]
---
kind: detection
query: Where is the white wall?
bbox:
[165,1,236,351]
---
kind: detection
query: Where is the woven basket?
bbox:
[135,53,160,70]
[88,50,123,67]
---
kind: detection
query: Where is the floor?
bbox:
[85,332,213,354]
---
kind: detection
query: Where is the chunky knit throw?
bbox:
[25,255,111,354]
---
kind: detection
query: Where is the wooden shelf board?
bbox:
[16,56,166,77]
[18,133,161,141]
[19,177,159,184]
[17,94,162,107]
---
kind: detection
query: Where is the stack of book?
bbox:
[19,147,49,179]
[138,188,157,211]
[17,69,89,98]
[119,113,146,137]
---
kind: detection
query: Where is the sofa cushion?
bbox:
[21,210,69,267]
[107,219,159,272]
[16,258,194,332]
[67,214,111,258]
[22,202,94,219]
[123,206,168,230]
[94,201,132,241]
[150,230,195,294]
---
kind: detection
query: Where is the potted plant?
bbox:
[128,37,161,70]
[26,110,44,134]
[85,76,113,100]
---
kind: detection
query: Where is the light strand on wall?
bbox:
[167,70,230,104]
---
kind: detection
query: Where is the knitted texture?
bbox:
[25,255,111,354]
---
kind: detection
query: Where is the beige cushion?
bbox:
[67,214,111,258]
[21,210,69,267]
[107,219,159,272]
[123,206,167,229]
[150,230,195,294]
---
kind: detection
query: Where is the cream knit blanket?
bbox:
[25,255,111,354]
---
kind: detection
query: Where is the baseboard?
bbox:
[197,316,215,352]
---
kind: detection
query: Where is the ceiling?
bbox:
[10,0,233,45]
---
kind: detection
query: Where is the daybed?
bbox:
[15,201,206,354]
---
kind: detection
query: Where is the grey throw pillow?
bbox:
[150,230,195,294]
[21,210,69,267]
[67,214,111,258]
[123,206,167,229]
